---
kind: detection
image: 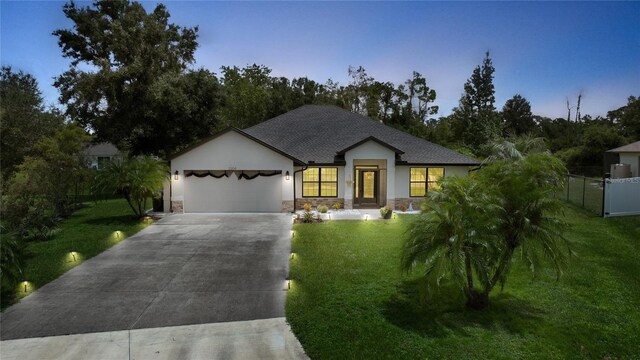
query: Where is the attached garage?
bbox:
[183,171,283,213]
[168,128,300,213]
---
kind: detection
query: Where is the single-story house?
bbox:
[606,140,640,178]
[165,105,479,213]
[82,142,122,170]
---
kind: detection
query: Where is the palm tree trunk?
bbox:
[123,193,139,217]
[464,249,489,310]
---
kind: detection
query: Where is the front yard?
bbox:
[287,206,640,359]
[5,199,150,307]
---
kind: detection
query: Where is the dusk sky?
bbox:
[1,1,639,119]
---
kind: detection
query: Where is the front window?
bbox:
[410,167,444,197]
[303,167,338,197]
[97,156,111,170]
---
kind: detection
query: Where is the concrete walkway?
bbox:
[0,317,308,360]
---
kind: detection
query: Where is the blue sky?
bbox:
[2,1,639,119]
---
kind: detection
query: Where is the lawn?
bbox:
[6,199,150,306]
[287,206,640,359]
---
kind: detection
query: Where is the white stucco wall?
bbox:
[395,165,470,198]
[619,153,640,177]
[344,141,397,206]
[168,131,294,210]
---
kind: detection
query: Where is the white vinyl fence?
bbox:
[604,177,640,217]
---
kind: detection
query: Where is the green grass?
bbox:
[8,199,150,304]
[287,206,640,359]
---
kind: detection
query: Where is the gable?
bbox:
[171,130,295,170]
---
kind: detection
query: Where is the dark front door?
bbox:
[355,170,378,207]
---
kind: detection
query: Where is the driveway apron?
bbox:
[0,213,292,340]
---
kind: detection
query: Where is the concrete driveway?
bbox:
[1,213,292,340]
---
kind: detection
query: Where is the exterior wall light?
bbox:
[174,170,179,180]
[285,171,290,180]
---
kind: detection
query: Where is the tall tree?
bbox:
[452,52,500,154]
[0,67,64,179]
[608,96,640,140]
[219,64,272,129]
[502,94,535,136]
[53,0,213,157]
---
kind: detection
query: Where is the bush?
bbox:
[303,203,313,212]
[332,202,342,210]
[380,206,393,219]
[302,211,315,223]
[398,205,407,212]
[0,227,27,299]
[318,205,329,213]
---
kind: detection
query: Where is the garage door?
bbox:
[184,175,282,213]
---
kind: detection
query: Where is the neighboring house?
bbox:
[166,105,479,213]
[606,140,640,177]
[82,142,122,170]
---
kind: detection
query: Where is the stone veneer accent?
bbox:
[296,198,345,210]
[385,199,395,210]
[394,197,427,211]
[171,200,184,213]
[281,200,294,213]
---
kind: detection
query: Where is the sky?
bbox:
[1,1,639,119]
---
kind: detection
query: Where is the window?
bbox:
[97,156,111,170]
[410,167,444,197]
[302,168,338,197]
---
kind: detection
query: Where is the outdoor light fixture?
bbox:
[285,171,290,180]
[70,251,77,262]
[21,281,29,293]
[290,252,295,259]
[286,276,291,290]
[174,170,179,180]
[291,230,295,238]
[292,215,297,224]
[364,214,369,221]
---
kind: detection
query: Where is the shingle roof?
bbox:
[82,142,121,157]
[244,105,479,165]
[607,140,640,153]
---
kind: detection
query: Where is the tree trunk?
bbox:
[466,290,489,310]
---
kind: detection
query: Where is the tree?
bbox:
[0,67,64,179]
[502,94,535,136]
[0,227,27,301]
[402,149,571,309]
[93,156,168,217]
[219,64,272,129]
[53,0,213,156]
[608,96,640,140]
[401,176,496,309]
[451,52,500,154]
[2,124,91,240]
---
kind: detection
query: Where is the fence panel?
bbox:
[604,177,640,217]
[562,174,604,216]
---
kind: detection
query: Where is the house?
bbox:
[165,105,480,213]
[82,142,122,170]
[606,140,640,178]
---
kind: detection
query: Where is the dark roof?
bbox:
[244,105,479,165]
[170,127,305,164]
[607,140,640,153]
[82,142,121,157]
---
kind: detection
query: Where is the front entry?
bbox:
[354,168,379,207]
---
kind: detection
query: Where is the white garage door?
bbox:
[184,175,282,213]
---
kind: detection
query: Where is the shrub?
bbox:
[318,205,329,213]
[398,205,407,212]
[380,206,393,219]
[303,203,313,212]
[0,227,27,299]
[332,202,342,210]
[302,211,315,223]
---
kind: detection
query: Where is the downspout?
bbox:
[168,160,173,213]
[292,163,308,212]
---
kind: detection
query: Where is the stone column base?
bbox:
[281,200,294,213]
[171,200,184,213]
[344,199,353,210]
[385,199,395,210]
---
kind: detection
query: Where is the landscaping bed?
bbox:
[286,206,640,359]
[2,199,151,309]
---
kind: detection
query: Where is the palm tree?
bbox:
[401,151,571,310]
[93,156,168,217]
[484,134,547,163]
[401,176,498,309]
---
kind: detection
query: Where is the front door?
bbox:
[355,170,378,207]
